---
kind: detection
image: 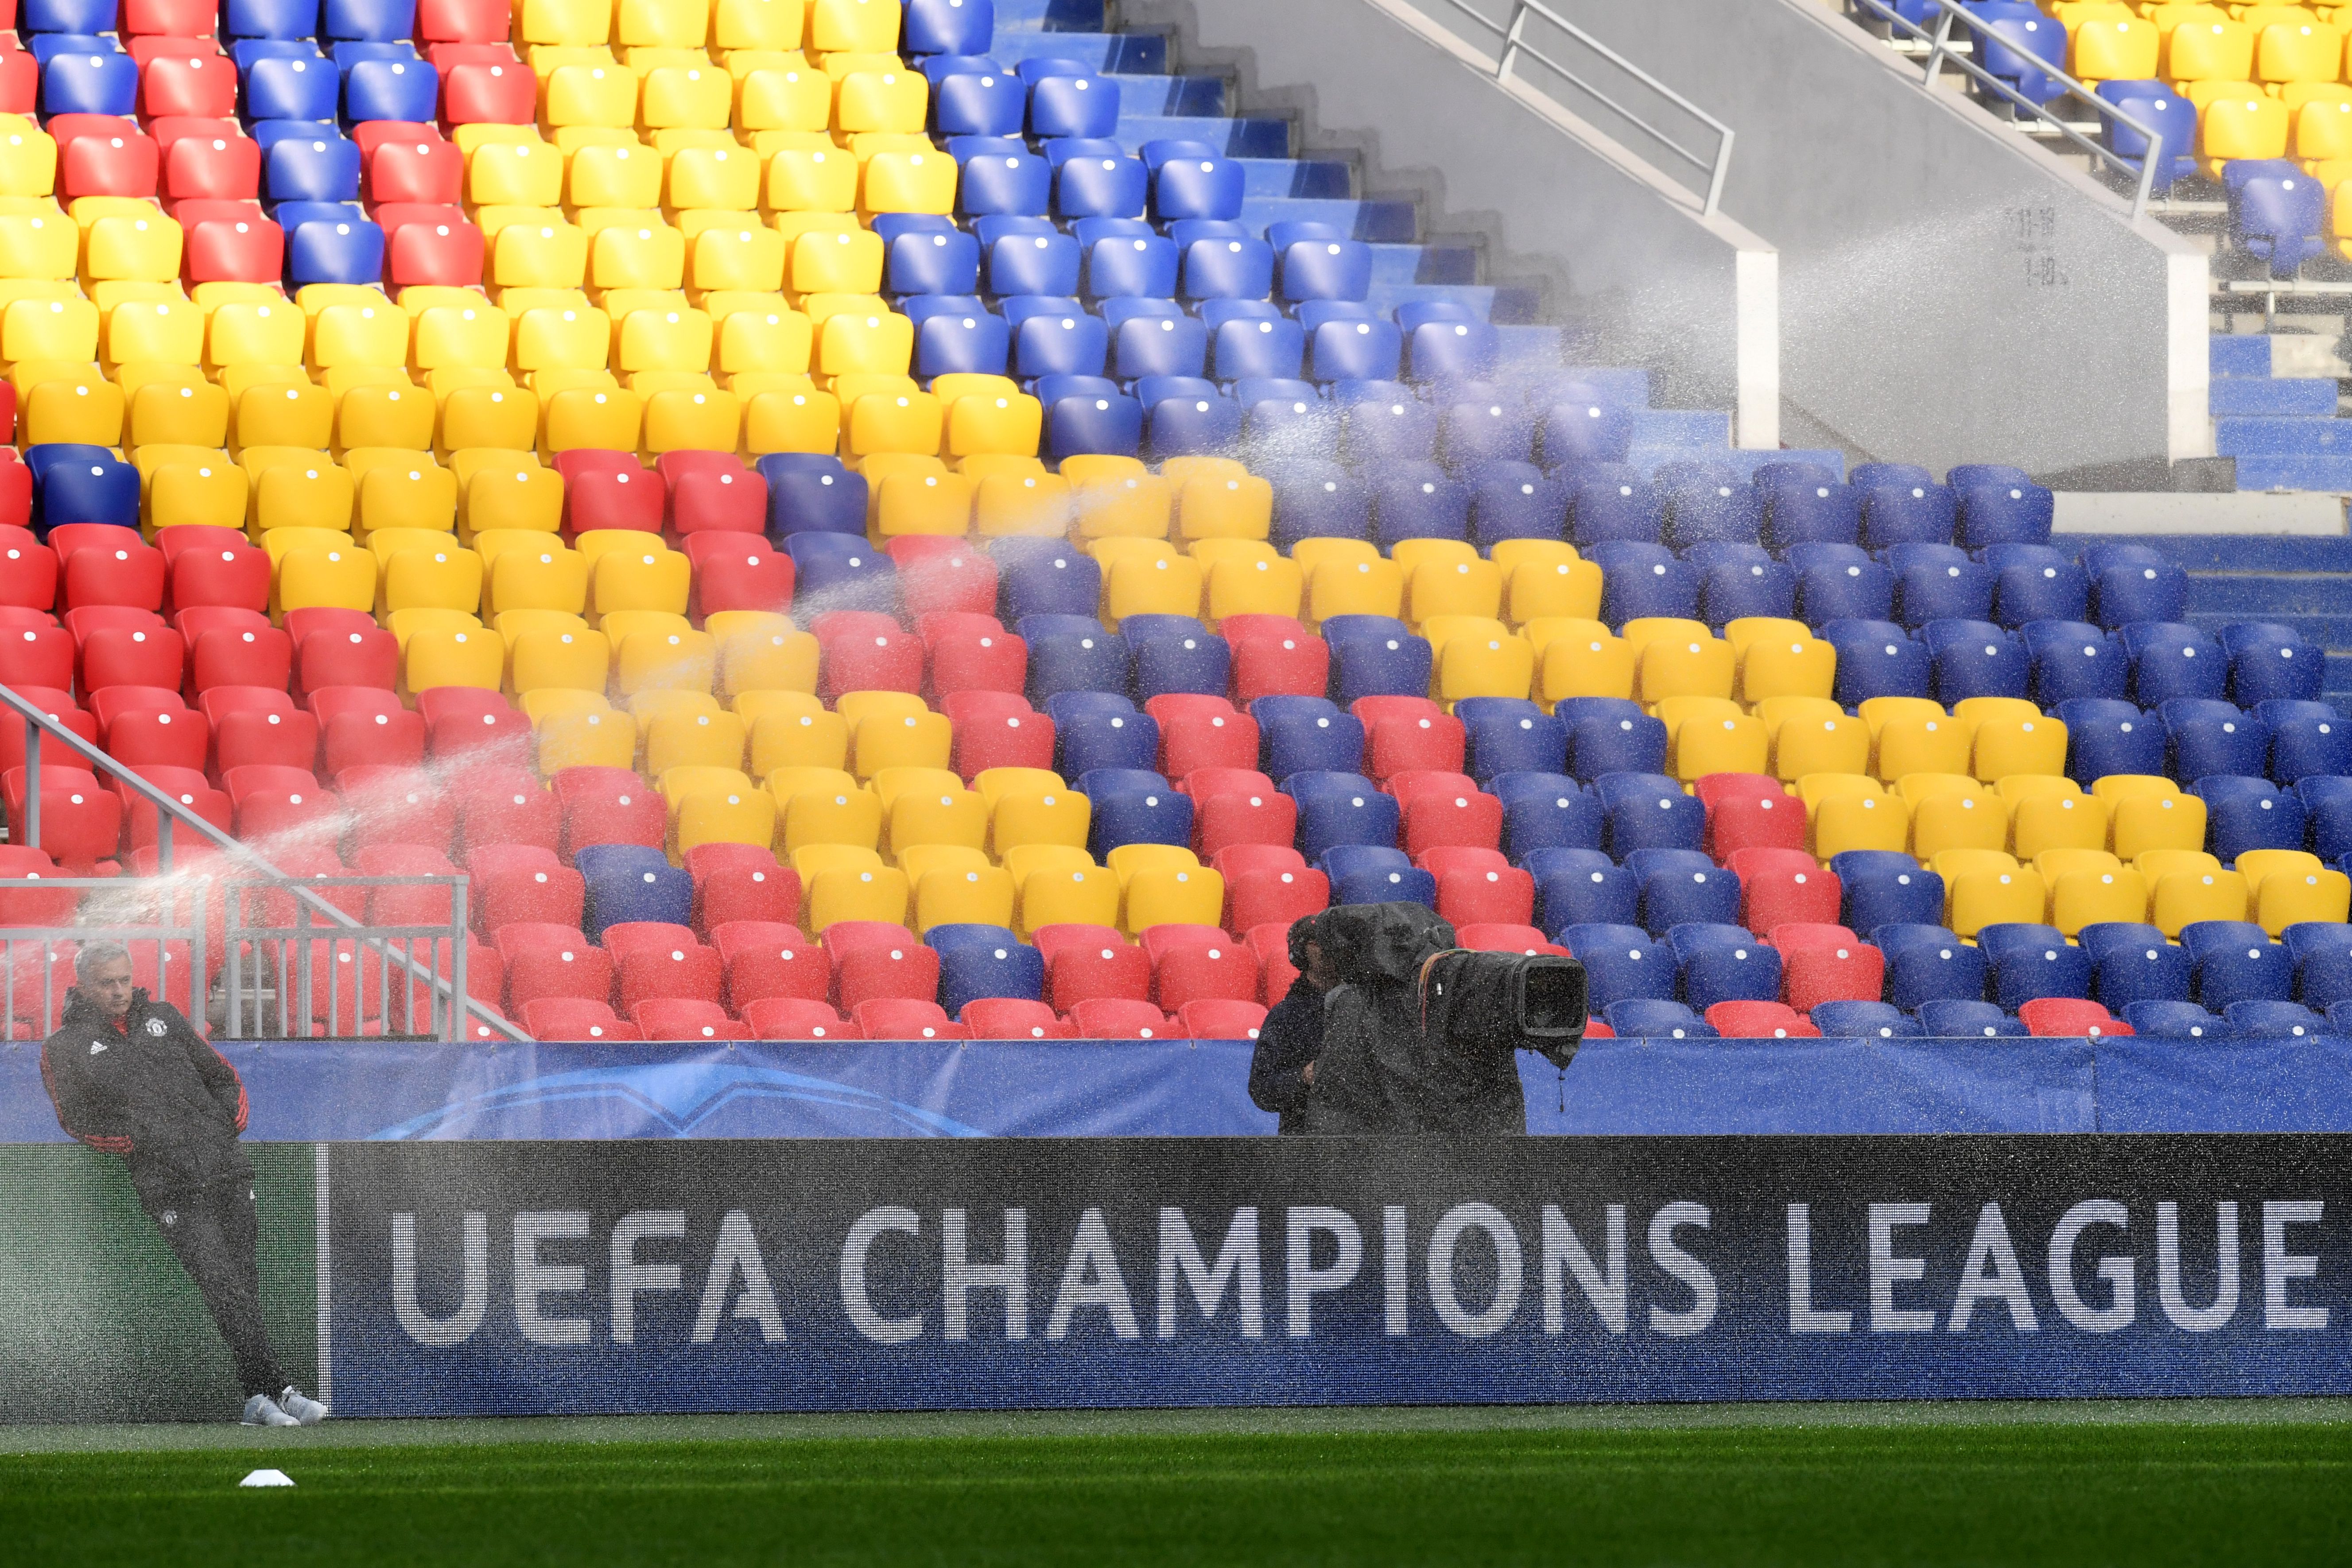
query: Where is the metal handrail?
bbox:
[1439,0,1737,215]
[0,680,528,1042]
[1851,0,2163,221]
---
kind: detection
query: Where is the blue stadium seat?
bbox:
[27,446,139,533]
[1109,309,1207,380]
[23,0,114,30]
[1368,465,1469,547]
[2233,167,2326,278]
[1148,144,1246,223]
[1178,223,1275,300]
[959,143,1053,216]
[243,54,340,121]
[2226,623,2325,706]
[983,226,1080,295]
[1558,466,1655,546]
[1030,73,1119,138]
[1338,390,1436,466]
[1586,542,1700,624]
[1467,466,1566,547]
[1052,145,1148,220]
[1889,543,1995,628]
[1306,317,1401,383]
[1539,396,1637,468]
[1667,922,1781,1009]
[1596,772,1705,856]
[1318,845,1410,884]
[1979,922,2092,1009]
[761,455,867,538]
[993,539,1102,622]
[1041,381,1142,459]
[1078,768,1192,857]
[905,0,996,55]
[1685,543,1794,626]
[914,309,1011,377]
[285,213,385,287]
[1141,382,1241,460]
[2096,82,2196,194]
[1561,923,1677,1008]
[2088,549,2190,629]
[1955,476,2056,548]
[578,844,692,942]
[2202,779,2305,859]
[2023,620,2126,705]
[1857,477,1956,549]
[1036,696,1133,785]
[784,534,895,615]
[1331,862,1438,909]
[2302,776,2352,862]
[1922,619,2030,704]
[345,55,438,122]
[2055,699,2163,784]
[2179,920,2294,1012]
[1461,701,1568,781]
[2080,921,2193,1009]
[1559,697,1669,782]
[43,49,137,116]
[1406,319,1498,383]
[2262,700,2352,783]
[1255,695,1366,779]
[1601,998,1714,1039]
[1789,543,1895,625]
[1918,999,2028,1036]
[2224,998,2327,1037]
[1083,230,1180,301]
[1029,622,1136,710]
[2162,700,2270,781]
[1659,467,1763,547]
[1437,395,1535,470]
[1289,772,1402,861]
[2119,1000,2232,1039]
[2284,920,2352,1011]
[1275,228,1372,302]
[1629,849,1741,934]
[1013,307,1110,378]
[934,70,1027,137]
[1209,312,1305,381]
[227,0,318,35]
[1530,846,1637,934]
[1126,616,1230,699]
[1819,619,1930,705]
[1261,458,1360,546]
[1756,466,1859,549]
[1876,923,1988,1010]
[264,134,360,206]
[1498,775,1606,861]
[1832,851,1946,936]
[930,924,1046,1015]
[1985,546,2089,628]
[1810,1000,1922,1039]
[1323,615,1433,705]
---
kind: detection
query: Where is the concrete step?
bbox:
[994,0,1109,30]
[2233,454,2352,490]
[1628,446,1848,480]
[2081,535,2352,571]
[1231,158,1350,198]
[1368,242,1477,285]
[1104,73,1228,115]
[2214,416,2352,454]
[1113,114,1289,157]
[2210,376,2340,416]
[1496,323,1566,370]
[988,30,1165,71]
[1562,366,1653,407]
[1363,282,1498,321]
[1632,409,1733,446]
[1237,196,1417,241]
[2173,576,2352,617]
[2212,334,2271,376]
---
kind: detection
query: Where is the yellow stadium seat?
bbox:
[518,0,612,45]
[1661,699,1768,782]
[1008,853,1118,939]
[411,301,510,372]
[850,709,953,780]
[665,144,759,211]
[1953,698,2068,781]
[859,148,957,216]
[777,778,882,854]
[512,300,611,373]
[909,861,1016,935]
[348,452,456,539]
[489,220,588,290]
[508,622,610,694]
[517,685,607,724]
[1731,627,1836,706]
[1200,554,1304,626]
[1102,551,1204,627]
[205,298,304,373]
[714,303,812,375]
[1300,555,1402,627]
[18,367,123,446]
[1906,777,2011,861]
[2003,776,2112,859]
[1065,455,1170,539]
[0,211,77,279]
[469,139,563,207]
[786,224,883,294]
[639,64,730,129]
[869,466,972,537]
[2256,19,2341,85]
[2074,16,2160,79]
[143,459,247,532]
[1402,555,1501,625]
[611,622,716,695]
[765,142,858,211]
[1498,549,1602,625]
[0,123,55,198]
[101,295,200,366]
[748,702,849,780]
[540,381,644,453]
[396,621,503,693]
[1160,457,1267,542]
[714,0,800,47]
[379,540,482,615]
[544,62,639,128]
[4,294,93,361]
[815,306,913,376]
[247,456,355,536]
[1758,696,1870,781]
[568,143,663,209]
[708,609,815,694]
[834,66,925,132]
[2037,850,2149,936]
[536,706,636,773]
[1527,623,1628,706]
[2142,852,2247,936]
[1800,774,1912,859]
[883,784,986,860]
[644,708,748,775]
[437,381,539,454]
[688,224,784,293]
[937,386,1040,459]
[1859,697,1968,781]
[310,301,409,375]
[803,861,909,930]
[2243,853,2352,935]
[2105,788,2208,860]
[2168,16,2254,78]
[2201,91,2290,174]
[614,305,714,373]
[487,542,588,618]
[590,221,686,290]
[987,783,1091,858]
[228,380,329,450]
[960,468,1063,536]
[738,62,830,130]
[1120,860,1224,937]
[125,378,229,448]
[1432,627,1535,705]
[1632,630,1733,705]
[2298,96,2352,169]
[809,0,897,50]
[1935,851,2047,939]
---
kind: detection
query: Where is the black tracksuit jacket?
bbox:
[40,989,250,1202]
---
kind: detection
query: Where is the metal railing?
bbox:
[0,680,526,1043]
[1849,0,2163,221]
[0,886,203,1042]
[1435,0,1737,216]
[224,876,472,1041]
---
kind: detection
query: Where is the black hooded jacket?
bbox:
[40,988,249,1199]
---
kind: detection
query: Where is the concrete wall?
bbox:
[1124,0,1783,447]
[1374,0,2209,484]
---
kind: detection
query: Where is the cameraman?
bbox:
[1249,916,1332,1133]
[39,941,328,1428]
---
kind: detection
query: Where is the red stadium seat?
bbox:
[310,687,425,775]
[889,536,997,619]
[714,920,828,1011]
[188,624,291,693]
[1175,998,1268,1040]
[1035,922,1151,1011]
[103,703,208,770]
[296,624,400,697]
[0,42,29,117]
[0,943,74,1039]
[959,997,1071,1038]
[0,535,56,609]
[606,921,702,967]
[62,540,167,612]
[1146,694,1258,777]
[1225,616,1327,704]
[1243,920,1300,1000]
[500,926,613,1010]
[221,765,338,852]
[181,208,282,283]
[117,764,232,851]
[365,135,462,206]
[141,52,237,119]
[1705,999,1821,1039]
[419,0,510,43]
[853,997,966,1040]
[1698,773,1806,858]
[813,612,923,699]
[917,613,1025,699]
[682,533,795,618]
[1181,767,1294,860]
[1454,923,1559,954]
[450,762,562,856]
[3,622,76,688]
[1141,922,1259,1010]
[172,605,268,646]
[684,843,800,933]
[167,539,268,613]
[940,691,1053,780]
[1222,863,1327,934]
[85,683,177,734]
[339,764,456,852]
[0,844,81,926]
[1399,785,1502,858]
[616,939,723,1013]
[632,997,734,1040]
[351,843,458,926]
[385,213,485,288]
[441,59,536,124]
[1067,997,1173,1039]
[62,128,159,199]
[556,454,664,535]
[210,699,319,776]
[2018,997,2131,1039]
[1429,857,1535,929]
[126,0,220,35]
[552,765,667,858]
[742,996,859,1040]
[659,451,766,537]
[62,604,163,645]
[74,631,175,697]
[419,688,534,768]
[284,606,376,644]
[1773,924,1885,1013]
[520,997,641,1040]
[1362,705,1466,783]
[831,938,940,1011]
[1725,848,1840,933]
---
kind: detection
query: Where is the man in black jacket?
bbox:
[40,942,327,1428]
[1248,915,1332,1133]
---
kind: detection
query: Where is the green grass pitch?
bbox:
[5,1404,2350,1565]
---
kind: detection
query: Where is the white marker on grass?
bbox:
[240,1470,295,1488]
